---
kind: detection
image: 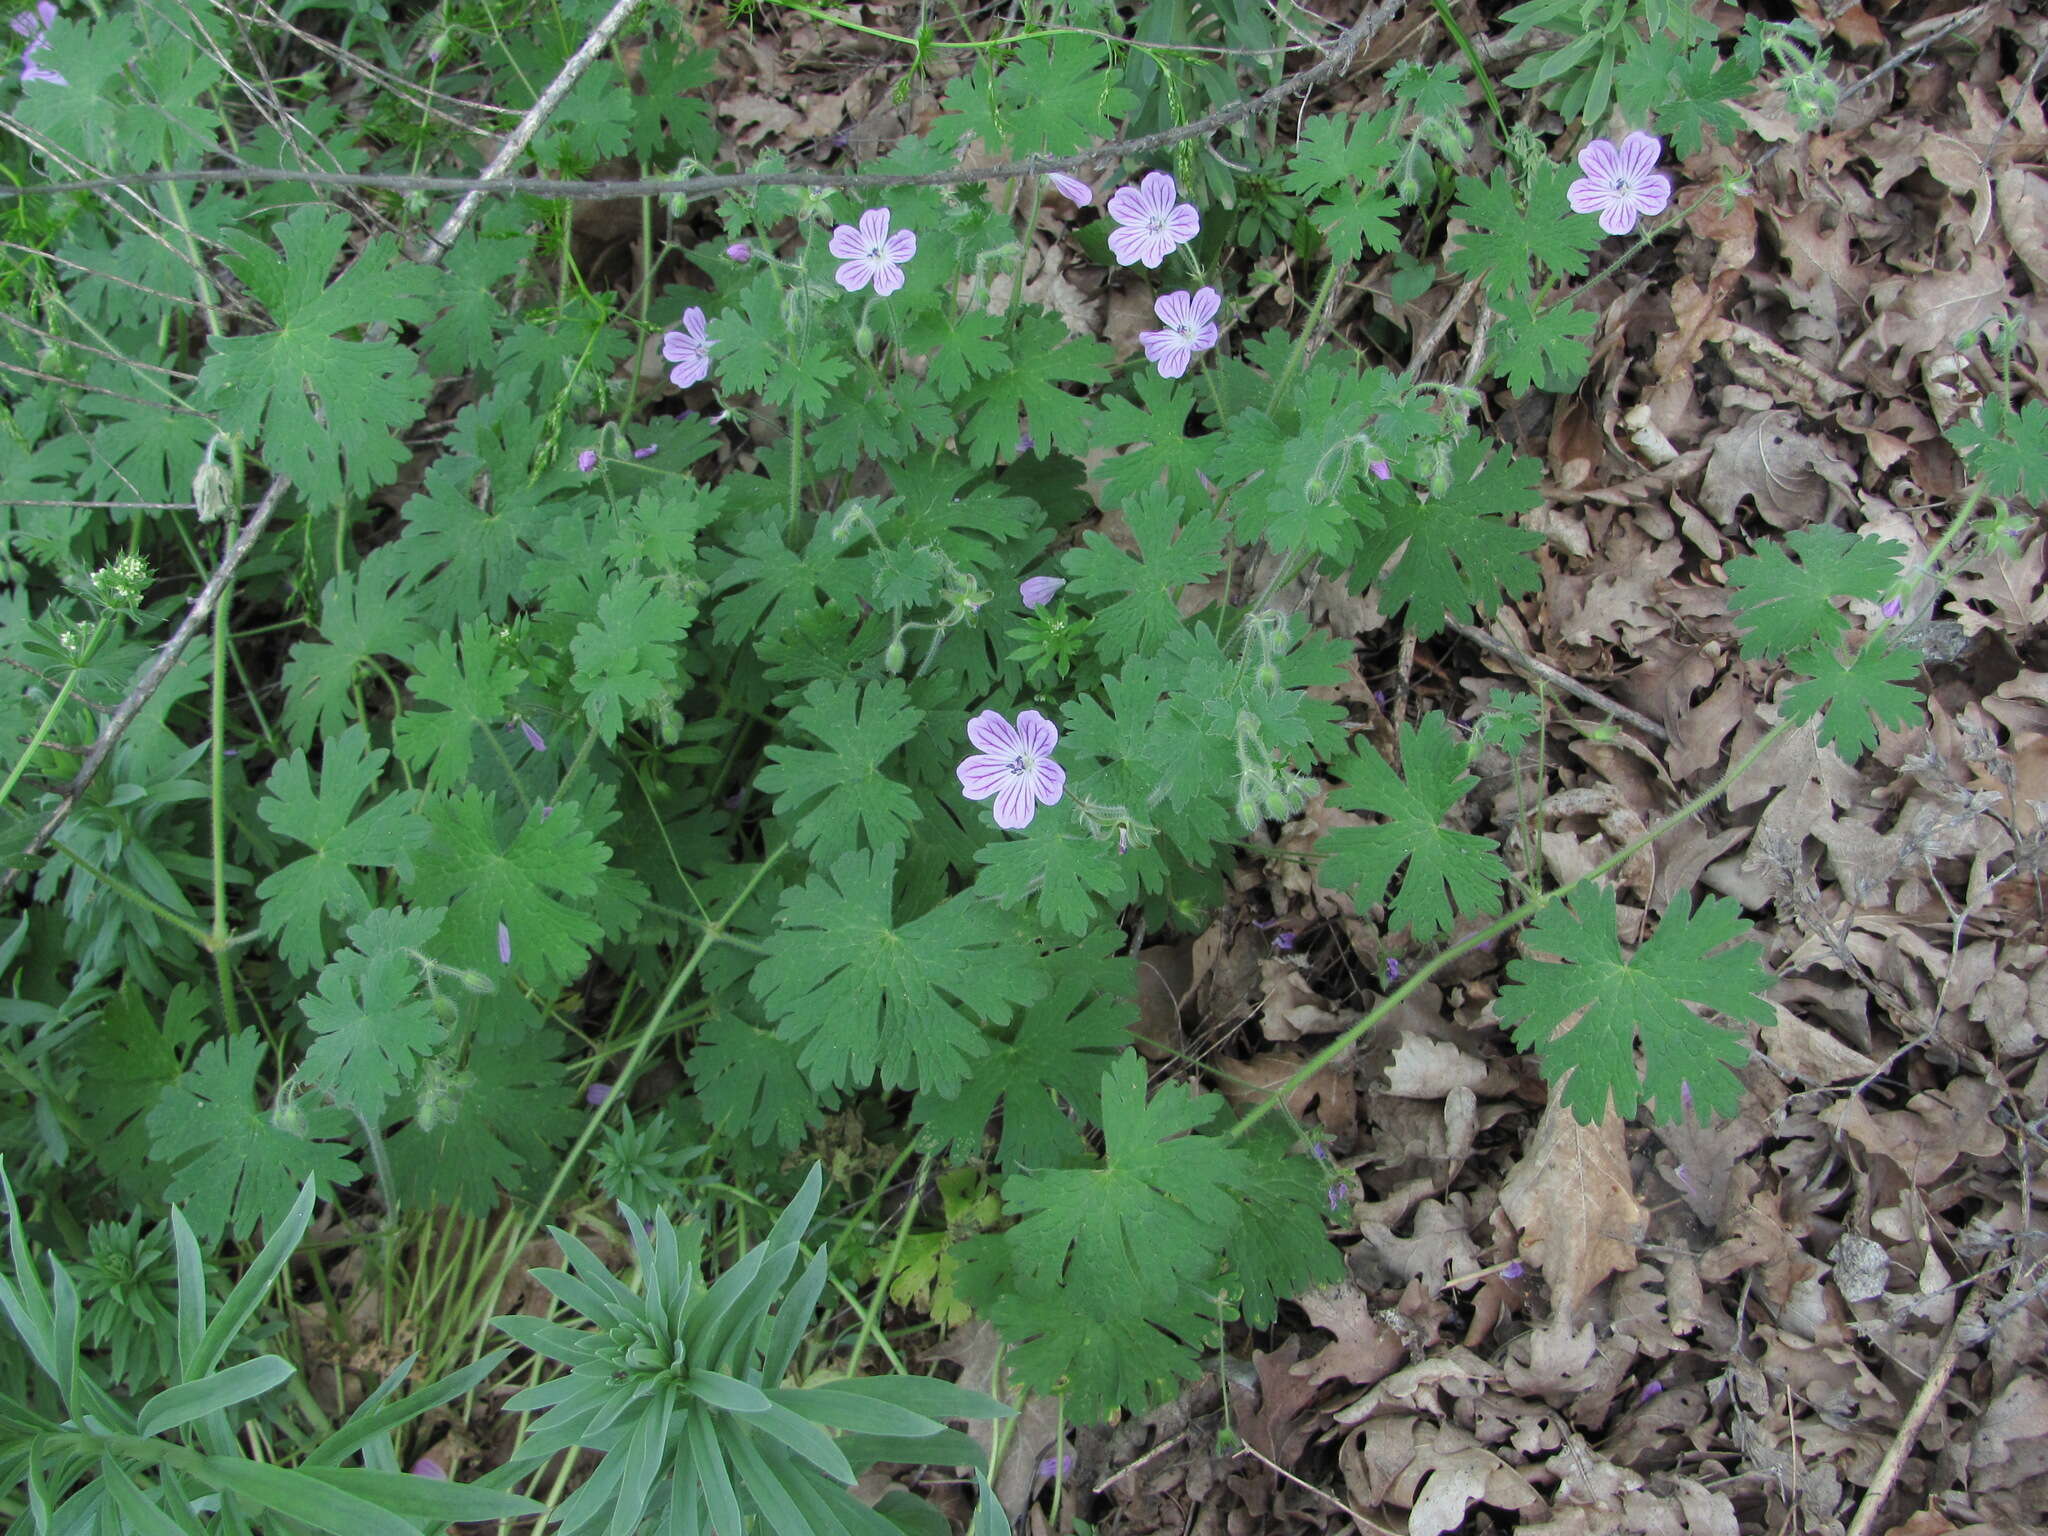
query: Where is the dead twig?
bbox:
[1233,1439,1404,1536]
[1843,1282,1989,1536]
[1447,618,1671,742]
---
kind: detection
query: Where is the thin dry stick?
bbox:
[413,0,647,263]
[1234,1441,1403,1536]
[4,0,1406,206]
[1,0,639,894]
[1843,1282,1988,1536]
[1447,617,1670,742]
[1,476,289,896]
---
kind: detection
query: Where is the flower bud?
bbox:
[726,242,752,262]
[193,456,233,525]
[883,637,907,674]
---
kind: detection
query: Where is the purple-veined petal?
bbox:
[1142,332,1191,376]
[1048,173,1094,205]
[1186,286,1221,324]
[1030,755,1066,805]
[883,229,917,263]
[1162,205,1201,244]
[1598,201,1639,236]
[965,709,1022,755]
[1014,709,1058,757]
[958,754,1014,799]
[870,259,905,297]
[1567,179,1611,215]
[993,774,1038,829]
[1577,138,1621,181]
[833,257,875,293]
[1615,132,1664,179]
[1019,575,1065,608]
[1633,175,1672,218]
[829,224,867,259]
[859,207,893,246]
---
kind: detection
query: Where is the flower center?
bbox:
[1144,211,1172,235]
[1008,751,1033,774]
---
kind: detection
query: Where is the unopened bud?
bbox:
[853,322,875,355]
[1255,662,1279,692]
[193,457,233,524]
[883,637,907,674]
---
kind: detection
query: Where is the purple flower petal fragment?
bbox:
[726,241,752,261]
[497,922,513,966]
[1047,173,1094,207]
[576,448,598,473]
[1106,172,1200,268]
[1369,459,1392,480]
[12,2,62,85]
[586,1082,612,1107]
[410,1457,448,1480]
[956,708,1064,830]
[661,305,715,388]
[829,206,917,296]
[632,443,659,460]
[1019,575,1066,609]
[1567,132,1672,236]
[1138,286,1221,378]
[517,719,546,753]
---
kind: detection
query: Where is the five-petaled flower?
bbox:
[829,207,917,296]
[957,709,1065,830]
[1106,171,1200,268]
[1139,287,1221,378]
[1047,173,1095,207]
[12,2,62,85]
[1567,132,1672,236]
[660,306,714,389]
[1019,575,1066,609]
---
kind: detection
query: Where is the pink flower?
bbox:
[1019,576,1066,609]
[1567,132,1672,236]
[1138,287,1220,379]
[1047,173,1094,207]
[829,207,917,296]
[1106,172,1200,268]
[11,2,62,86]
[1368,459,1391,480]
[660,306,714,389]
[957,709,1065,830]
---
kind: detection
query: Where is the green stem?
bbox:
[455,842,791,1359]
[1267,257,1346,407]
[0,617,109,810]
[1428,0,1509,143]
[48,837,213,948]
[841,1150,925,1380]
[1232,490,1990,1140]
